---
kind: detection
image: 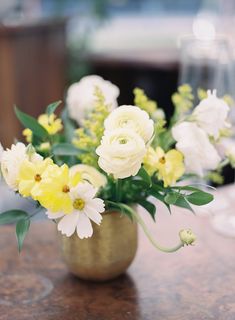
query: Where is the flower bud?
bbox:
[26,144,36,159]
[179,229,196,246]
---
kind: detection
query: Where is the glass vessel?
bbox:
[179,36,235,105]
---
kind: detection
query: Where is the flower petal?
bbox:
[84,205,103,225]
[46,210,65,219]
[76,213,93,239]
[57,213,79,237]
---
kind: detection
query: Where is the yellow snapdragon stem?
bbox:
[132,210,184,253]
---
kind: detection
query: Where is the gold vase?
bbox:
[59,210,138,281]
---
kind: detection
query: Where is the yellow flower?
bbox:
[33,164,82,213]
[155,147,185,187]
[23,128,33,143]
[38,113,63,135]
[18,158,53,197]
[37,142,51,152]
[143,147,159,176]
[144,146,185,187]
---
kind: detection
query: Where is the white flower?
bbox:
[172,122,221,176]
[0,142,42,190]
[217,138,235,167]
[104,105,154,143]
[192,90,229,139]
[70,164,107,188]
[96,128,146,179]
[46,182,105,239]
[0,143,3,162]
[66,75,119,124]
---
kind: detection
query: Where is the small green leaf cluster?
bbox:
[133,88,158,116]
[15,102,82,166]
[73,87,110,167]
[171,84,194,115]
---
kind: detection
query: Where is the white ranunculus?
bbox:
[192,90,229,139]
[0,143,3,179]
[69,164,107,188]
[96,128,146,179]
[66,75,120,124]
[0,143,3,162]
[46,182,105,239]
[172,122,221,176]
[104,105,154,143]
[1,142,42,190]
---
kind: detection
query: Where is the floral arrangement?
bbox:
[0,75,234,252]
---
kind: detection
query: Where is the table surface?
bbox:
[1,185,235,320]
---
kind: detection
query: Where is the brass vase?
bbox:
[59,210,138,281]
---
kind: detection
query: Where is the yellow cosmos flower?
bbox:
[33,164,82,214]
[144,146,185,187]
[18,158,53,197]
[155,147,185,187]
[143,147,159,176]
[38,113,63,135]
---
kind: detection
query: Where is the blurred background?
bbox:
[1,1,235,166]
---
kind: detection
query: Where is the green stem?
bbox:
[28,206,44,219]
[132,209,184,253]
[115,179,122,202]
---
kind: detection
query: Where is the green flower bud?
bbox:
[179,229,196,246]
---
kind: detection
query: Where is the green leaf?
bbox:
[16,219,30,252]
[137,167,152,186]
[171,185,202,192]
[52,143,84,156]
[131,180,148,188]
[148,189,171,213]
[61,108,77,142]
[164,192,180,205]
[15,106,48,139]
[0,210,29,225]
[138,199,156,220]
[46,101,62,116]
[186,191,214,206]
[173,195,194,213]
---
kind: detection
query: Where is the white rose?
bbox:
[66,75,119,124]
[69,164,107,188]
[172,122,221,176]
[96,128,146,179]
[1,142,42,190]
[192,90,229,139]
[104,105,154,143]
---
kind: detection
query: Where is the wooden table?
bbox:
[1,185,235,320]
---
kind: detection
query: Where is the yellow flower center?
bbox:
[73,198,85,210]
[159,156,166,164]
[119,138,127,144]
[62,185,70,193]
[34,174,42,182]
